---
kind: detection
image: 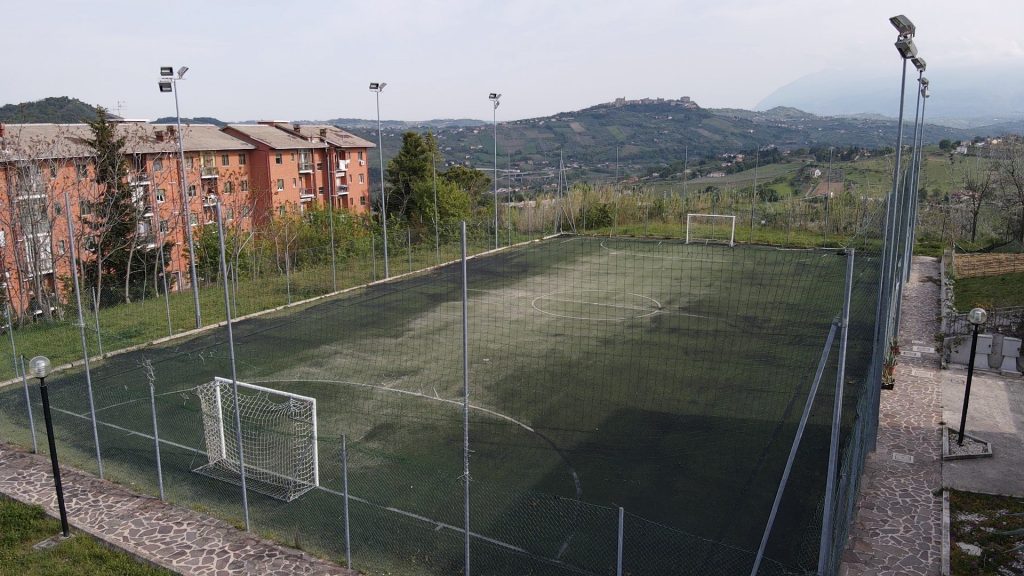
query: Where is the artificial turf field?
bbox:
[0,235,880,575]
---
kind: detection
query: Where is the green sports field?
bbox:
[0,236,881,575]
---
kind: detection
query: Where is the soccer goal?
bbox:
[193,377,319,502]
[685,213,736,247]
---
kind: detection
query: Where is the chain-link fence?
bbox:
[0,175,913,575]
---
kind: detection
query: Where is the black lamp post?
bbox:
[957,307,988,445]
[29,355,69,537]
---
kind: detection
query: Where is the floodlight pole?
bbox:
[909,85,929,269]
[165,69,203,329]
[490,93,501,249]
[371,83,389,278]
[905,77,928,281]
[215,199,249,531]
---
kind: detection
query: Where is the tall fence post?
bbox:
[750,322,838,576]
[460,221,472,576]
[92,287,103,356]
[144,360,165,501]
[342,435,352,569]
[215,199,250,531]
[616,507,624,576]
[63,192,104,478]
[19,356,38,453]
[819,249,855,574]
[407,228,412,274]
[371,234,377,282]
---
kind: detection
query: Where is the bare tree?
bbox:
[962,163,994,243]
[997,139,1024,242]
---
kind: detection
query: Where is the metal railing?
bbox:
[947,306,1024,337]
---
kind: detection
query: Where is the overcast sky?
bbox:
[2,0,1022,122]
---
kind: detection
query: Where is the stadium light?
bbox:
[911,56,927,73]
[490,93,502,249]
[30,355,70,538]
[889,14,915,37]
[369,81,389,277]
[895,37,918,59]
[957,308,988,445]
[158,65,202,328]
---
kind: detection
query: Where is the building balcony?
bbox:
[299,188,315,202]
[203,194,218,207]
[130,170,150,186]
[201,166,219,179]
[335,160,350,173]
[298,161,313,173]
[333,185,349,196]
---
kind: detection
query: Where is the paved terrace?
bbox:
[842,256,944,576]
[0,445,353,576]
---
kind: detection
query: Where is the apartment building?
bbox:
[0,119,375,319]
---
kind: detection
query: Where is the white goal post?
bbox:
[193,377,319,502]
[685,213,736,247]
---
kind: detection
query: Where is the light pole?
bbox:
[905,67,929,281]
[159,66,202,329]
[29,355,70,538]
[489,93,502,249]
[909,78,930,265]
[957,307,987,445]
[369,82,389,278]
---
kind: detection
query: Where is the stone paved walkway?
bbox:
[0,444,353,576]
[842,256,944,576]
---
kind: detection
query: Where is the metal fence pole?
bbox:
[407,228,412,274]
[460,220,471,576]
[819,249,855,573]
[750,322,838,576]
[63,192,103,478]
[616,507,624,576]
[371,234,377,282]
[92,287,103,357]
[19,356,38,453]
[146,365,165,501]
[215,199,250,531]
[342,435,352,569]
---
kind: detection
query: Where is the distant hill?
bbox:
[0,96,99,123]
[321,118,487,130]
[153,116,227,127]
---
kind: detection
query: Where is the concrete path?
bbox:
[842,256,944,576]
[0,444,353,576]
[942,354,1024,497]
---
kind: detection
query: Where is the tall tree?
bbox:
[83,107,167,303]
[384,132,438,219]
[962,163,993,243]
[997,140,1024,242]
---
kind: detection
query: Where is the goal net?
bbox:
[686,213,736,246]
[193,377,319,502]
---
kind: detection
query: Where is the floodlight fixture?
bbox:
[28,355,51,379]
[177,66,189,78]
[968,307,988,326]
[160,67,174,77]
[369,82,386,92]
[911,56,926,72]
[489,93,501,109]
[895,37,918,59]
[158,80,173,93]
[889,14,915,37]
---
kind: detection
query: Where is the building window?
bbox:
[358,151,364,160]
[76,161,88,179]
[79,200,92,215]
[240,180,248,192]
[276,179,284,192]
[290,152,296,161]
[360,195,366,205]
[223,181,234,194]
[275,153,283,164]
[279,206,286,217]
[338,151,346,161]
[292,178,297,188]
[359,173,365,184]
[221,154,229,166]
[241,205,251,217]
[48,164,57,178]
[316,162,323,171]
[225,208,234,220]
[159,220,168,233]
[189,213,198,226]
[156,188,166,203]
[59,240,67,254]
[188,184,196,197]
[153,158,163,171]
[238,154,246,165]
[318,186,324,195]
[0,230,5,248]
[188,156,196,170]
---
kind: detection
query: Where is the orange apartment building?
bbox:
[0,120,373,321]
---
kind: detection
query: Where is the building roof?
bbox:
[0,122,254,162]
[277,124,375,149]
[224,124,327,150]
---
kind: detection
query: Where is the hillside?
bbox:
[0,96,99,123]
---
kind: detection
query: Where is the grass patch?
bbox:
[0,497,174,576]
[953,272,1024,310]
[949,490,1024,576]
